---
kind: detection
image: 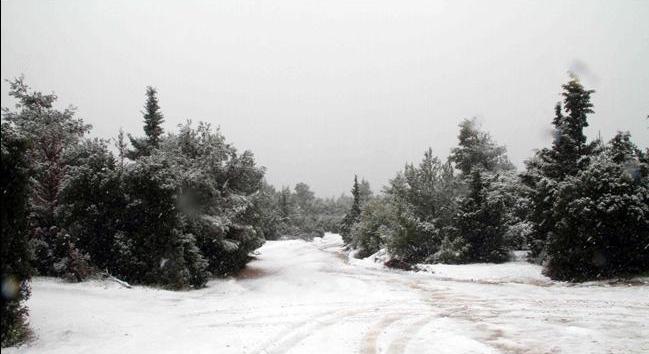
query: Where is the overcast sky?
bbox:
[2,0,648,197]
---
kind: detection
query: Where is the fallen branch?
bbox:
[102,270,132,289]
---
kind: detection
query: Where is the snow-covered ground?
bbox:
[7,233,649,354]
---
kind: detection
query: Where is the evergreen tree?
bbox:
[452,170,509,263]
[523,76,596,261]
[340,175,362,244]
[449,118,514,176]
[444,119,514,263]
[545,132,649,280]
[2,78,90,275]
[294,182,316,215]
[1,123,32,347]
[277,186,293,229]
[164,121,265,278]
[358,178,373,204]
[115,127,128,170]
[118,152,209,288]
[290,183,324,239]
[249,182,281,240]
[349,197,396,258]
[384,151,458,262]
[58,139,125,273]
[488,171,533,250]
[128,86,165,159]
[552,76,595,177]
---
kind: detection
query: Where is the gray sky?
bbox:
[2,0,648,197]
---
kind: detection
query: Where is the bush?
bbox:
[349,198,395,258]
[433,235,470,264]
[386,206,441,263]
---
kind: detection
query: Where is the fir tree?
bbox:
[452,170,509,263]
[358,178,373,204]
[115,127,128,170]
[523,76,596,261]
[128,86,165,159]
[445,120,513,263]
[551,75,595,177]
[340,175,362,244]
[449,118,514,176]
[350,175,362,219]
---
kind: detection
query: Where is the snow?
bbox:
[417,261,551,286]
[7,233,649,354]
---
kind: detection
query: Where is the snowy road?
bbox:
[8,234,649,354]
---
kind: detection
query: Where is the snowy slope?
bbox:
[6,233,649,354]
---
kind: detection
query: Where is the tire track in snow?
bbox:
[254,305,388,354]
[360,313,408,354]
[385,316,434,354]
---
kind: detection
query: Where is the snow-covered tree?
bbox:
[487,171,533,250]
[522,76,596,261]
[551,77,595,177]
[350,197,396,258]
[449,118,514,176]
[340,175,363,244]
[384,150,458,262]
[160,121,265,278]
[451,170,509,263]
[1,123,32,347]
[58,139,125,274]
[544,132,649,280]
[444,119,515,263]
[248,181,281,240]
[2,77,90,276]
[128,86,165,159]
[115,127,128,170]
[359,178,373,203]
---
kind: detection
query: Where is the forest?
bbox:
[2,75,648,348]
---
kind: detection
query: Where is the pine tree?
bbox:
[340,175,362,244]
[358,178,373,204]
[545,132,649,280]
[128,86,165,159]
[445,119,513,263]
[449,118,514,176]
[523,76,596,261]
[551,75,595,177]
[115,127,128,170]
[1,123,32,347]
[278,186,293,221]
[2,78,90,275]
[294,182,315,215]
[350,175,362,218]
[453,170,509,263]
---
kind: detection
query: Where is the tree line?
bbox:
[2,75,648,347]
[2,79,279,345]
[340,76,648,281]
[0,77,368,346]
